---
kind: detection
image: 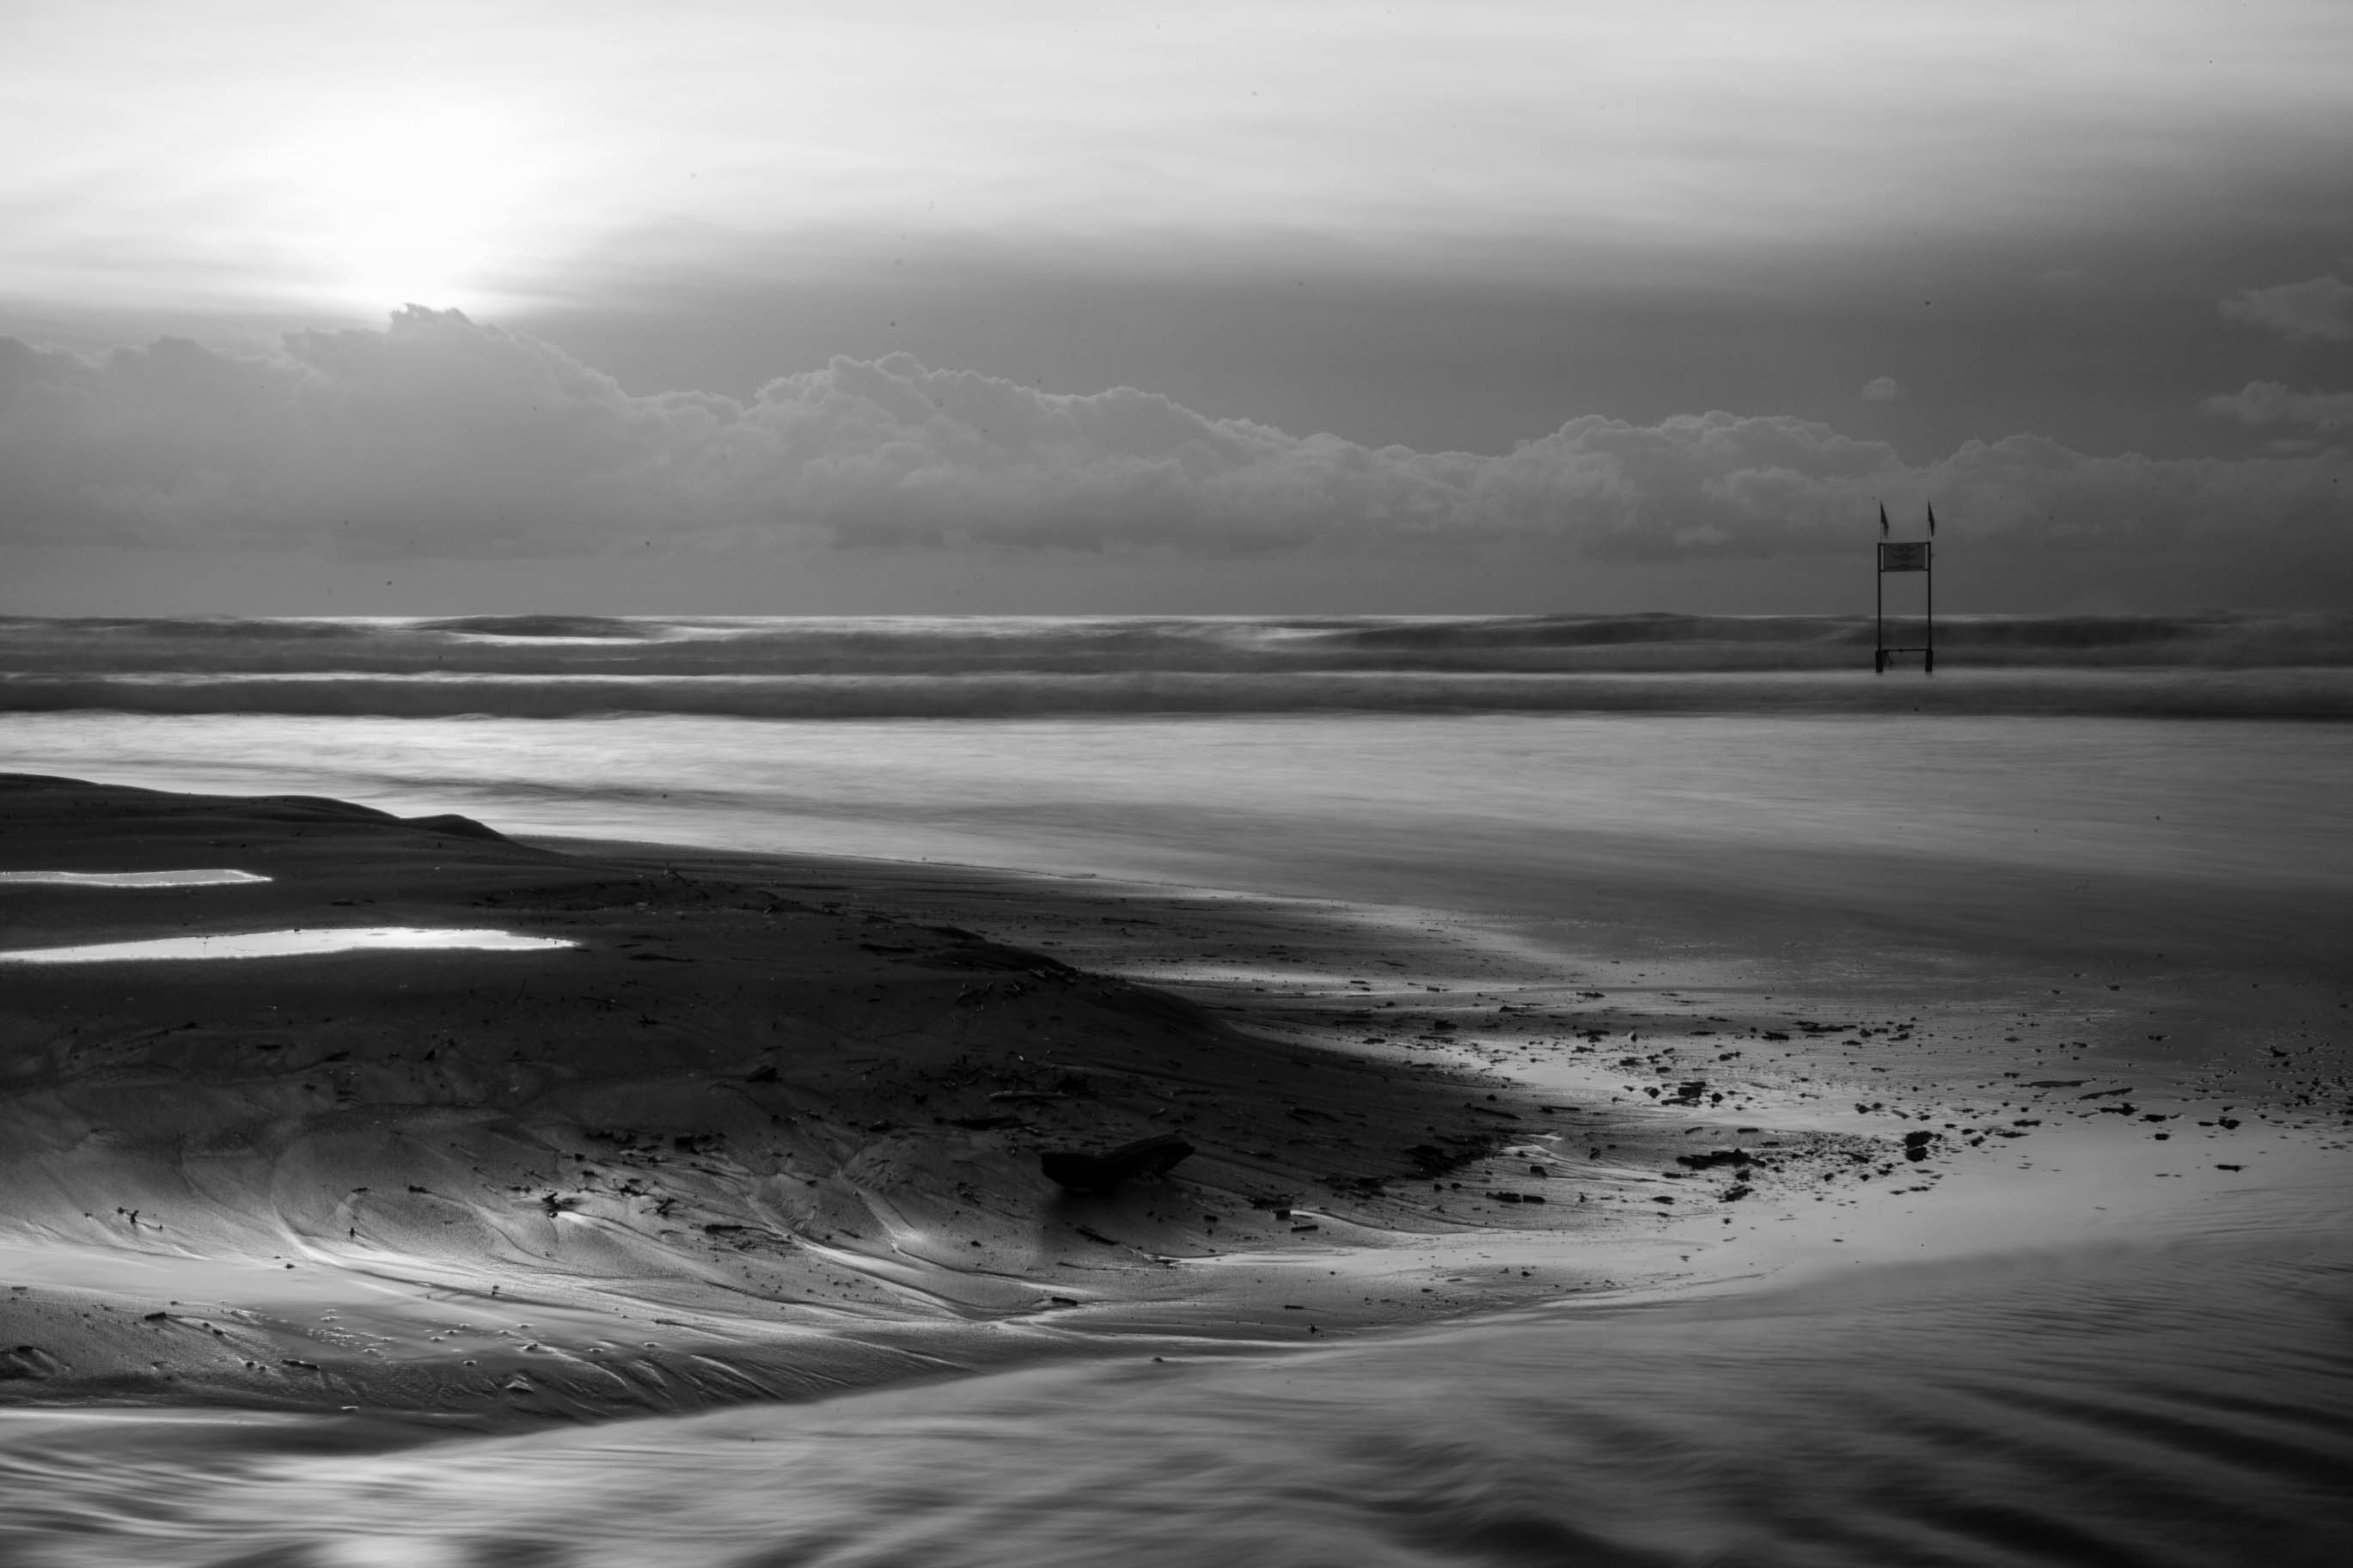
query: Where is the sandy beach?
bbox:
[8,0,2353,1547]
[2,766,2349,1561]
[0,771,1724,1422]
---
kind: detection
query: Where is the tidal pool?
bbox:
[0,869,271,887]
[0,927,576,963]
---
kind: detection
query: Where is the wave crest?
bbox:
[3,613,2350,719]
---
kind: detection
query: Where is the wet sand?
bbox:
[2,769,2348,1467]
[5,769,2347,1437]
[0,772,1729,1425]
[9,1236,2350,1568]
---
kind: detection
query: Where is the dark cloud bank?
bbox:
[2,307,2347,610]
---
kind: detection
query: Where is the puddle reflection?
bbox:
[0,927,576,963]
[0,869,271,887]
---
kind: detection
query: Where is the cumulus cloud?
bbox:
[2221,274,2353,342]
[2,308,2347,585]
[2202,381,2353,432]
[1860,375,1902,402]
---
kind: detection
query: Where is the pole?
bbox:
[1924,540,1934,674]
[1874,541,1885,674]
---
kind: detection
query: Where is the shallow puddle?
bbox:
[0,927,577,963]
[0,869,270,887]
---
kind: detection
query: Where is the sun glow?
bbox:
[3,2,2348,317]
[260,106,552,311]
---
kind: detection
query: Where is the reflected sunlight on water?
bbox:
[0,927,576,963]
[9,710,2345,894]
[0,870,270,887]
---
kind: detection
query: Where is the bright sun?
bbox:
[265,106,542,311]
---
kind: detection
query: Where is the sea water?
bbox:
[5,613,2350,917]
[8,703,2348,982]
[2,613,2350,1563]
[0,927,576,963]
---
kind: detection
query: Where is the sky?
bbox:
[3,0,2350,615]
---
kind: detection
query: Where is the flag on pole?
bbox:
[1879,503,1889,538]
[1927,502,1937,537]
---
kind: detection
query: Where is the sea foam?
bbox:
[2,612,2348,720]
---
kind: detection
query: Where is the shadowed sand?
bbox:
[0,773,1738,1425]
[3,772,2347,1441]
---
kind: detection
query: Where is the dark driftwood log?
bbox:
[1039,1133,1195,1193]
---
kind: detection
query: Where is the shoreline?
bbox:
[2,772,2347,1434]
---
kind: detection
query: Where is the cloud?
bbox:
[1860,376,1903,402]
[2,308,2347,592]
[2221,275,2353,342]
[2202,381,2353,431]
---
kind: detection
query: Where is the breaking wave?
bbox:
[3,613,2350,720]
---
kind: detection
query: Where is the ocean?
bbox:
[3,613,2350,1565]
[6,612,2350,974]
